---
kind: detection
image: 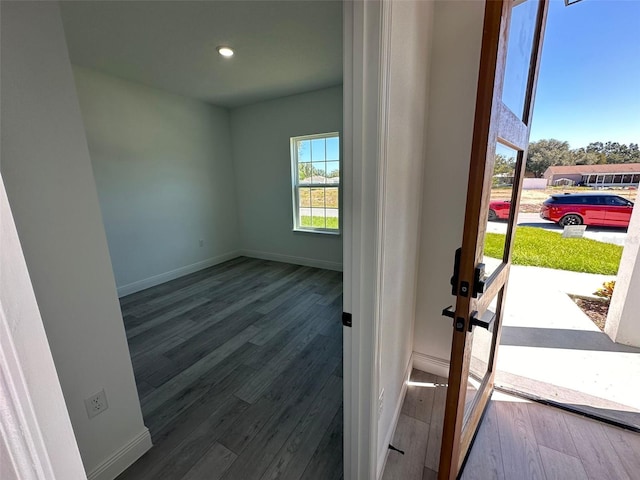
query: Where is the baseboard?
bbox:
[376,353,413,480]
[116,251,241,297]
[240,249,343,272]
[412,351,450,378]
[86,428,152,480]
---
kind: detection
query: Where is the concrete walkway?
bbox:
[495,265,640,428]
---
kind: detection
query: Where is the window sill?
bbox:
[293,228,341,237]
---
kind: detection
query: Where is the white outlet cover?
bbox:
[84,389,108,419]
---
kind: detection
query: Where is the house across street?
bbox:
[543,163,640,187]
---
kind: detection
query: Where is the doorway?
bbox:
[490,0,640,431]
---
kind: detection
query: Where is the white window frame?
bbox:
[290,132,341,234]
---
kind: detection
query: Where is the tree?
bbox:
[570,148,603,165]
[492,153,515,186]
[298,163,313,180]
[526,139,573,177]
[585,141,640,164]
[494,153,515,175]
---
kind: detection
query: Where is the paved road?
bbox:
[488,212,628,246]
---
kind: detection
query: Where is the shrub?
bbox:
[594,280,616,300]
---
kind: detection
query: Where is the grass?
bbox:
[300,216,339,230]
[484,226,622,275]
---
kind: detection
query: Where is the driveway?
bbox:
[488,212,628,246]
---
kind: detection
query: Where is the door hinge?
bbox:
[342,312,352,328]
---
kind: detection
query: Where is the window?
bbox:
[607,196,631,206]
[291,132,340,233]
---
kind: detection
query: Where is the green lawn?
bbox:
[484,226,622,275]
[300,216,339,230]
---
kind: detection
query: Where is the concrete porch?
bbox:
[495,265,640,429]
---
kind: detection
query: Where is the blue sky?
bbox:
[529,0,640,149]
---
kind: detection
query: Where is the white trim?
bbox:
[342,0,355,476]
[290,132,342,235]
[240,249,343,272]
[412,351,451,379]
[0,309,53,480]
[116,251,241,297]
[343,0,386,478]
[86,428,152,480]
[376,351,412,480]
[373,1,393,478]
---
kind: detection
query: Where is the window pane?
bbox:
[299,163,312,184]
[312,162,326,182]
[502,0,539,119]
[311,188,325,208]
[326,136,339,160]
[299,187,311,208]
[485,142,518,278]
[312,208,326,228]
[326,161,339,183]
[298,140,311,162]
[311,138,325,161]
[325,187,338,208]
[326,208,339,229]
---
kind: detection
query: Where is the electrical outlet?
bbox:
[378,389,384,419]
[199,238,204,247]
[85,389,108,419]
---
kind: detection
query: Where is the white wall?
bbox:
[376,0,434,474]
[0,2,150,478]
[414,1,485,369]
[72,66,240,296]
[230,86,343,270]
[606,203,640,347]
[1,174,87,480]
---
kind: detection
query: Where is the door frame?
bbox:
[0,174,87,480]
[343,0,393,478]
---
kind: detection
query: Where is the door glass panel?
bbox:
[484,143,518,278]
[502,0,539,119]
[463,293,500,426]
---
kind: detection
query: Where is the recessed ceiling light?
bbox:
[217,46,234,58]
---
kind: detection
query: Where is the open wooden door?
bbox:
[438,1,549,478]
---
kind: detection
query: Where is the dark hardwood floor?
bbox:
[116,257,343,480]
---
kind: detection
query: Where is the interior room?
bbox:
[2,1,347,479]
[2,1,639,480]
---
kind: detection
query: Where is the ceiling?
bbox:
[59,1,343,108]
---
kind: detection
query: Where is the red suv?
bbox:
[540,193,634,227]
[488,200,511,220]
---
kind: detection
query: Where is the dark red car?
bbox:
[540,193,634,227]
[488,200,511,221]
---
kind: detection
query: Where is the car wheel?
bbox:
[488,209,498,221]
[560,214,583,226]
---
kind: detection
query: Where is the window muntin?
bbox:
[291,133,340,233]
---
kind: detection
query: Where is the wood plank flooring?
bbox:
[115,257,343,480]
[383,369,640,480]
